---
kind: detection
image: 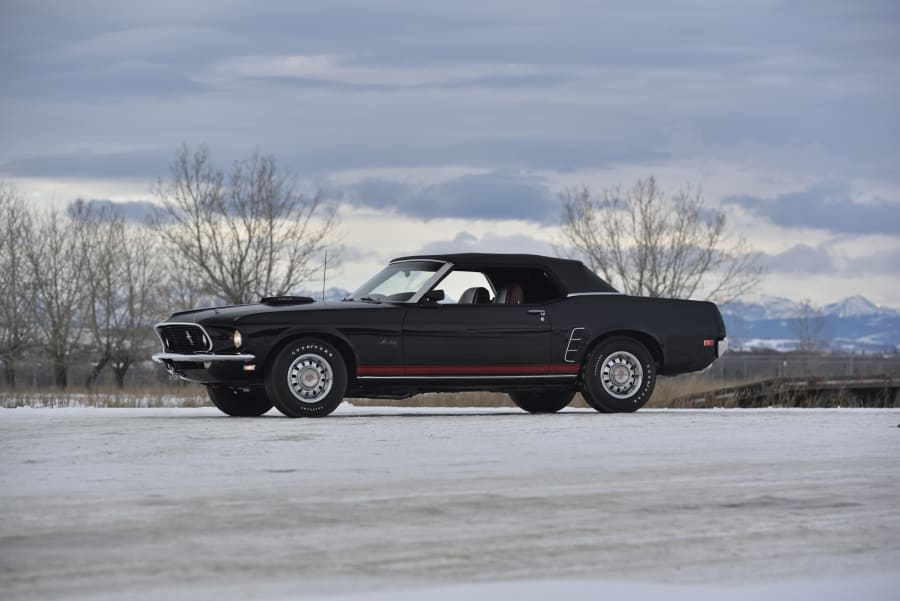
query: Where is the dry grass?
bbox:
[647,375,756,408]
[0,385,209,409]
[653,376,899,408]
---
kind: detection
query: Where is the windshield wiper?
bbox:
[356,297,382,304]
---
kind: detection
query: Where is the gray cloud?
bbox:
[291,141,666,175]
[0,149,170,179]
[248,72,575,94]
[756,244,837,275]
[724,182,900,236]
[340,171,558,222]
[1,1,898,186]
[10,61,205,102]
[752,242,900,277]
[1,139,665,182]
[337,244,379,263]
[416,231,555,256]
[844,248,900,276]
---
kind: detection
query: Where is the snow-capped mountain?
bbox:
[823,295,897,318]
[720,295,802,321]
[721,295,900,353]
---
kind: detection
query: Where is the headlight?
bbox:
[232,330,243,348]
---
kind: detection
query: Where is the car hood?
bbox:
[163,299,395,325]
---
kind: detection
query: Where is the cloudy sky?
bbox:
[2,1,899,305]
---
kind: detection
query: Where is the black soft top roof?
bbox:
[391,253,618,294]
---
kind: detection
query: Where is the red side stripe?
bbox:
[548,363,581,374]
[357,365,406,376]
[357,364,579,377]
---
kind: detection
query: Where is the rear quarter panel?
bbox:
[552,295,726,375]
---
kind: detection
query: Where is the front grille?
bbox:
[157,324,212,353]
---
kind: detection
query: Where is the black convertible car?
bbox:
[153,253,727,417]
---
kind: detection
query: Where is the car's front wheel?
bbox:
[582,337,656,413]
[509,390,574,413]
[266,338,348,417]
[206,385,274,417]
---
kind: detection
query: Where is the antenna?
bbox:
[321,250,327,302]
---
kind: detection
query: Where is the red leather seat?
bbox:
[494,284,525,305]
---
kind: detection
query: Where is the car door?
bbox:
[401,302,551,376]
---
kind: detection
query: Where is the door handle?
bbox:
[527,309,546,322]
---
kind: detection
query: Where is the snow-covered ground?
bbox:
[1,406,898,600]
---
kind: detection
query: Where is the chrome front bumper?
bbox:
[152,352,256,363]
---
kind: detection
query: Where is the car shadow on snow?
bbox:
[132,409,602,419]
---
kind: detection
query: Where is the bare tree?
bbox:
[794,299,827,353]
[0,183,34,388]
[26,208,88,389]
[109,224,165,388]
[559,175,764,302]
[72,200,166,388]
[72,199,122,387]
[151,144,339,305]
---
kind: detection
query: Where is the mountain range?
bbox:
[720,295,900,353]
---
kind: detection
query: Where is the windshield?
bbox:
[349,261,447,303]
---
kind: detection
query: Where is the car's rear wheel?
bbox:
[206,384,274,417]
[509,390,575,413]
[582,336,656,413]
[266,338,347,417]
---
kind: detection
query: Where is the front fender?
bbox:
[262,326,361,378]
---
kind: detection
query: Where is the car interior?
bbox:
[450,268,562,305]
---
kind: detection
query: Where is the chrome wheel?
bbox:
[600,351,643,399]
[287,353,334,403]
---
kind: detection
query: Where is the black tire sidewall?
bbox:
[206,385,273,417]
[266,338,347,417]
[583,337,656,413]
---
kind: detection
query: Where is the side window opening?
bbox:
[484,267,563,304]
[433,270,495,304]
[432,267,564,305]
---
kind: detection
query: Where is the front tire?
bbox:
[582,337,656,413]
[266,338,348,417]
[206,385,274,417]
[509,390,574,413]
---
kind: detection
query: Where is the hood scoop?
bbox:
[260,295,316,306]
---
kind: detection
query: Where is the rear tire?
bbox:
[582,337,656,413]
[266,338,347,417]
[206,385,273,417]
[509,390,574,414]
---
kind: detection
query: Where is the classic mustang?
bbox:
[153,253,727,417]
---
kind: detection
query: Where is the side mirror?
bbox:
[420,289,445,305]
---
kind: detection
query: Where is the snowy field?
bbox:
[1,406,899,601]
